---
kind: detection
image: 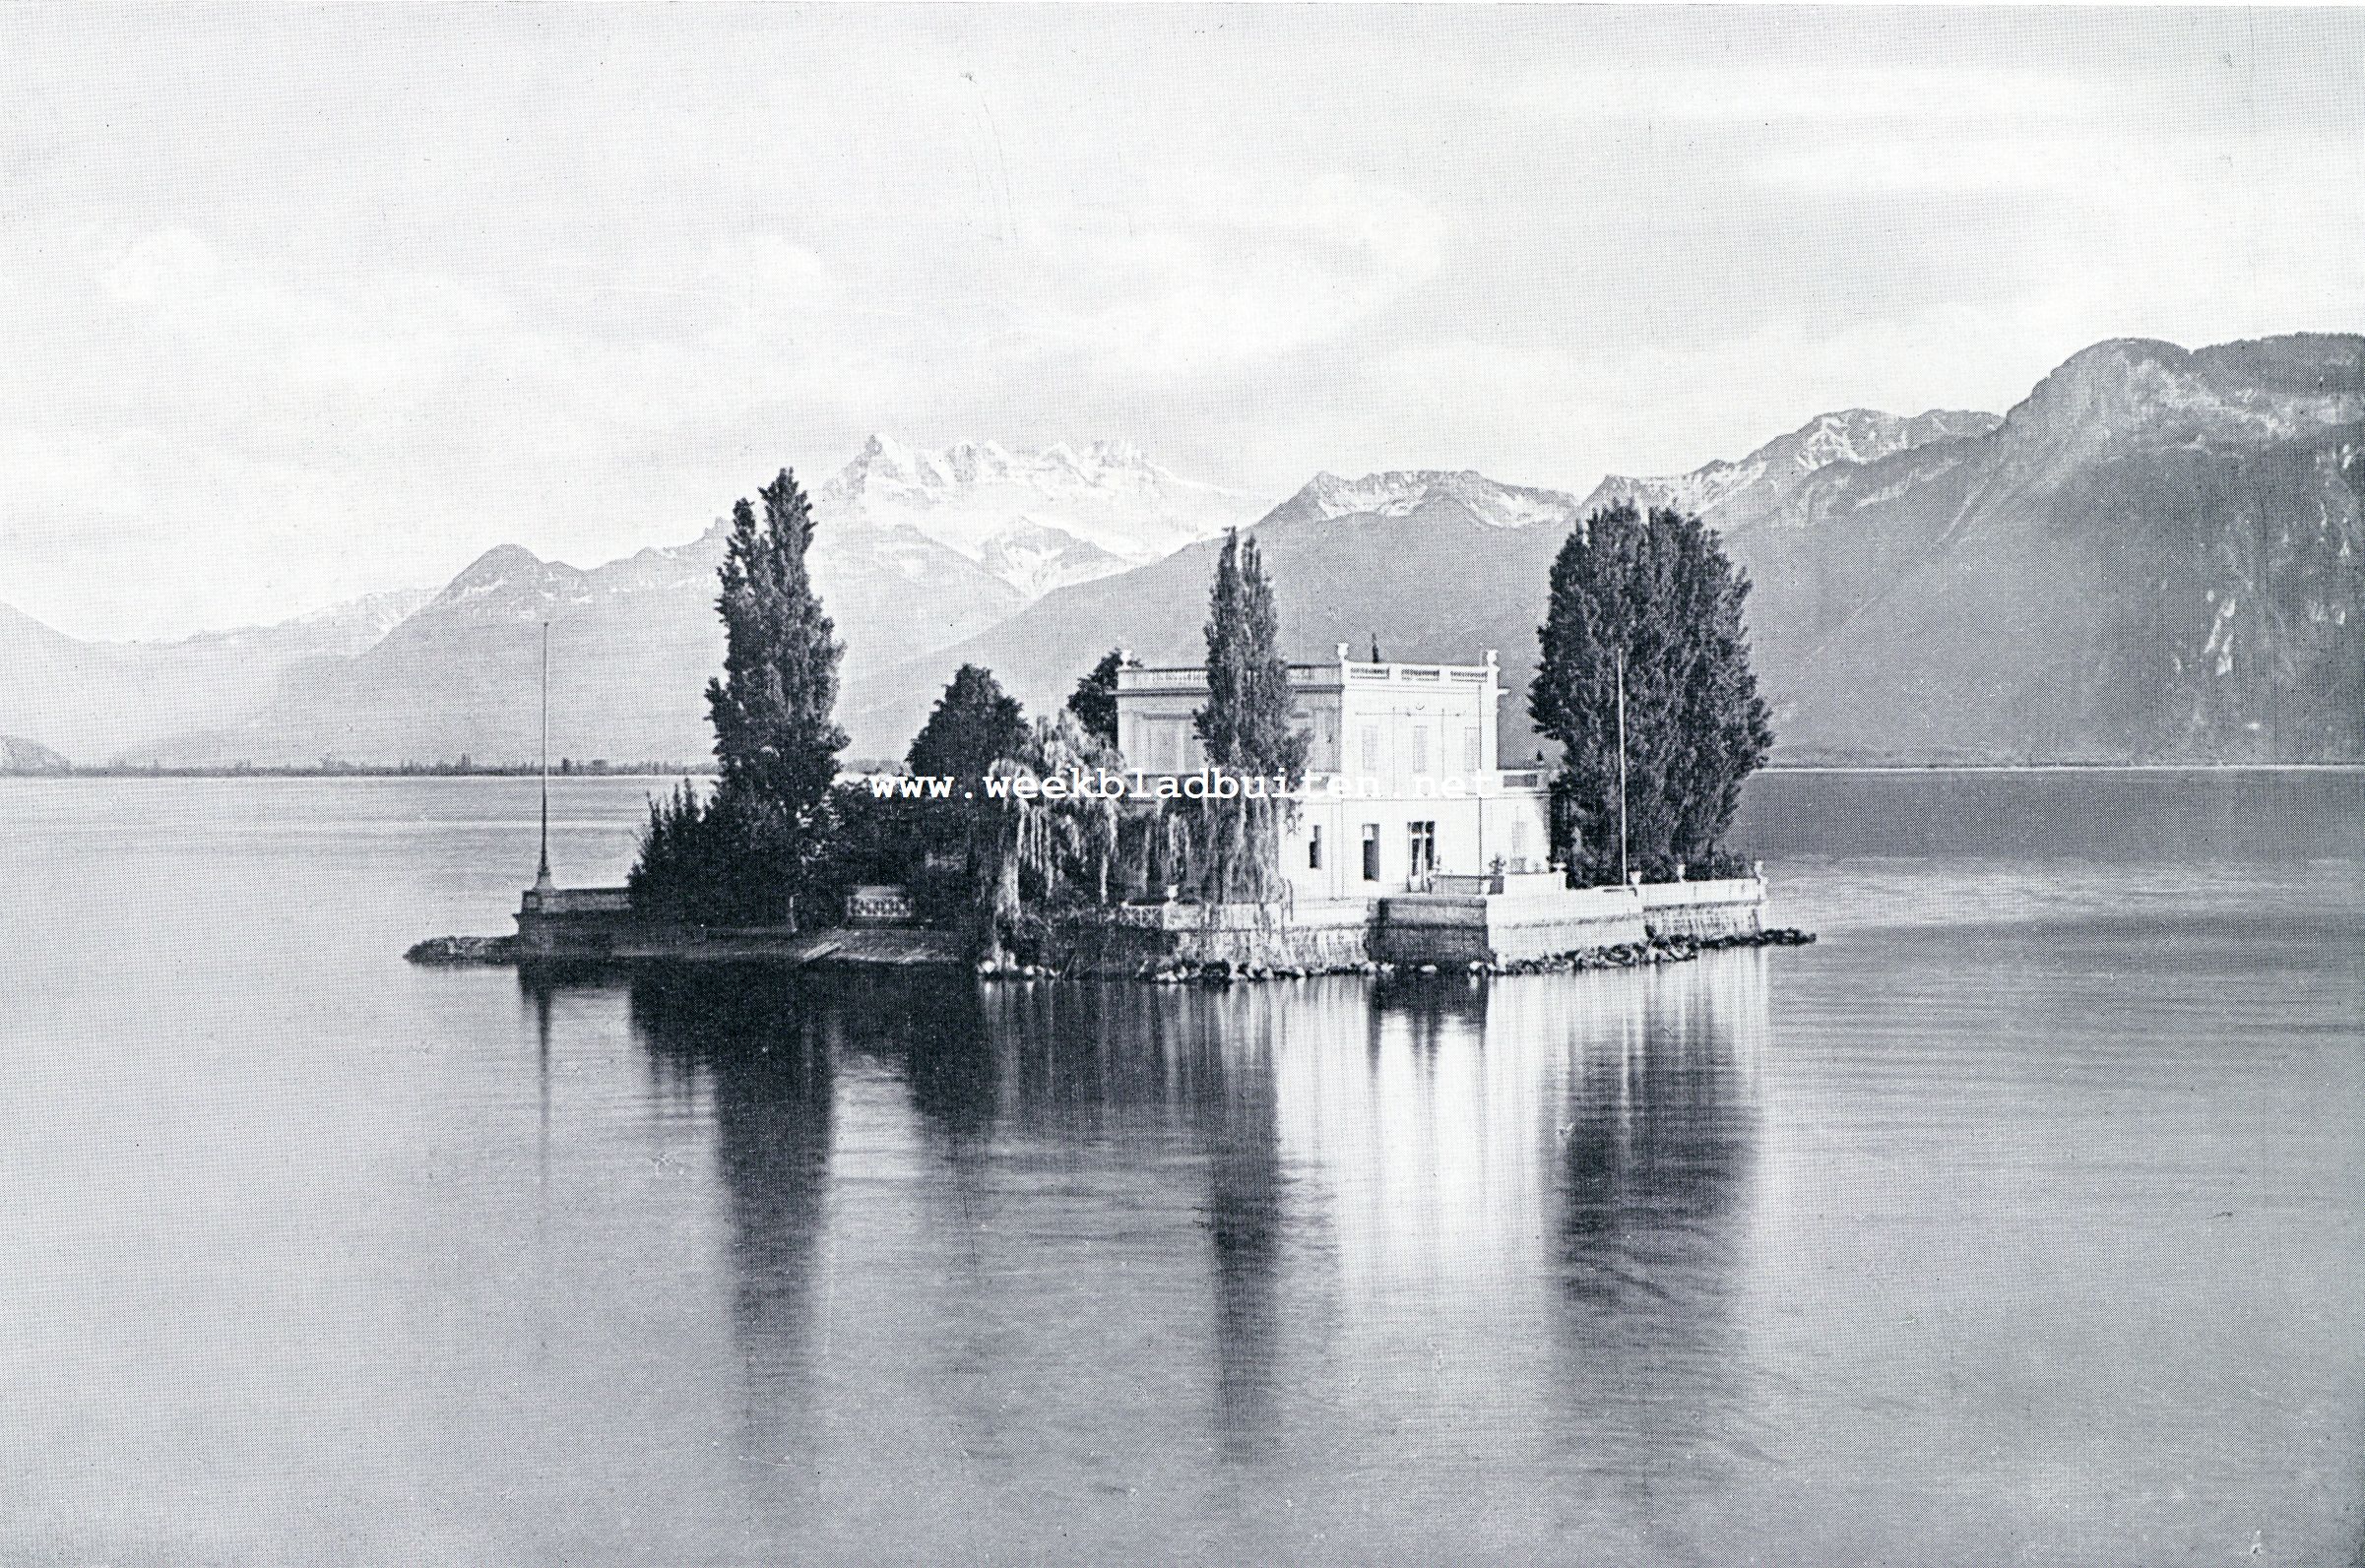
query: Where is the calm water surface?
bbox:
[3,772,2360,1566]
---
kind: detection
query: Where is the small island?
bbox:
[415,469,1811,979]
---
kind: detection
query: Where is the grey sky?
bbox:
[4,5,2359,639]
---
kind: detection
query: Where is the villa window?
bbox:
[1360,824,1380,882]
[1462,726,1483,774]
[1309,824,1322,870]
[1410,725,1430,775]
[1360,726,1380,776]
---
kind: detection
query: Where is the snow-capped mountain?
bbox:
[42,337,2363,769]
[139,504,1028,767]
[815,434,1265,594]
[1262,470,1586,532]
[975,520,1130,599]
[1579,408,2002,533]
[849,335,2362,767]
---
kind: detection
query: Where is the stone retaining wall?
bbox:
[1636,877,1766,941]
[516,885,641,958]
[1061,901,1374,973]
[504,875,1772,974]
[1372,886,1647,964]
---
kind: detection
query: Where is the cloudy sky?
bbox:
[4,5,2360,640]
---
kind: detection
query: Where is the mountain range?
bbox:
[1577,408,2003,532]
[0,438,1259,767]
[815,434,1258,595]
[4,333,2358,770]
[840,334,2362,765]
[0,588,432,763]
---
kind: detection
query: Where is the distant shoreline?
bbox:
[4,761,2360,781]
[1758,763,2365,774]
[0,764,719,780]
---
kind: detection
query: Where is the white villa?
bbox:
[1113,645,1557,901]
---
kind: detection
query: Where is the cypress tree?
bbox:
[1530,501,1772,882]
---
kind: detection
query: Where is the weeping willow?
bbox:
[1178,788,1293,908]
[974,712,1126,965]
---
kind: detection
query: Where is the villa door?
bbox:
[1407,820,1437,886]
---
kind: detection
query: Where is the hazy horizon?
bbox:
[5,6,2361,641]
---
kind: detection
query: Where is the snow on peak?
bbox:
[819,434,1201,510]
[1581,408,2004,530]
[1281,469,1583,531]
[813,434,1267,589]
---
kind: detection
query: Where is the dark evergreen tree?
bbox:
[1065,648,1126,749]
[1530,501,1772,883]
[1187,531,1308,902]
[909,663,1028,785]
[632,468,846,924]
[627,780,757,925]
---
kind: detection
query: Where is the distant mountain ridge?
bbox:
[1264,470,1586,532]
[1728,334,2365,761]
[1579,408,2002,533]
[29,433,1244,766]
[816,433,1265,595]
[0,734,71,773]
[13,335,2358,767]
[0,587,433,762]
[144,505,1026,767]
[849,334,2362,765]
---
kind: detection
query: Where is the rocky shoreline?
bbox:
[405,934,522,966]
[986,925,1818,984]
[411,923,1817,980]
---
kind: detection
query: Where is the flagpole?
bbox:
[536,620,552,889]
[1615,646,1629,888]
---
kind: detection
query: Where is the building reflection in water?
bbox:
[605,955,1769,1532]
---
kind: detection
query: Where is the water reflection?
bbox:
[601,958,1771,1533]
[627,969,841,1468]
[1538,963,1773,1506]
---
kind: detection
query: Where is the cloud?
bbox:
[1753,132,2138,195]
[0,224,894,634]
[1022,177,1444,378]
[1509,65,2125,127]
[100,227,224,304]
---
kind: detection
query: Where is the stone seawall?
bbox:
[1637,878,1766,941]
[485,875,1776,977]
[1371,887,1646,965]
[1059,901,1374,975]
[515,887,640,959]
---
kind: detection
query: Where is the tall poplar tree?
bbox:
[1530,501,1772,882]
[708,469,847,814]
[633,467,846,924]
[1189,530,1307,902]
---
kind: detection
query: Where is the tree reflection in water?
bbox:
[602,957,1769,1550]
[1543,957,1773,1515]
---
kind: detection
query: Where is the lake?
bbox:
[3,771,2359,1565]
